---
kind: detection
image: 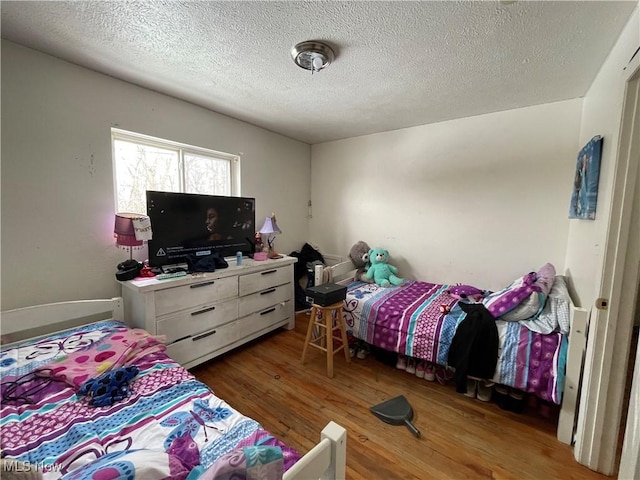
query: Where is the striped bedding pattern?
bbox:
[0,320,299,479]
[342,281,568,404]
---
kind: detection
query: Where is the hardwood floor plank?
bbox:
[190,312,607,479]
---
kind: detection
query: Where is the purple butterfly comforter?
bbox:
[343,281,568,404]
[0,320,299,479]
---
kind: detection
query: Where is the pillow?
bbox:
[535,263,556,296]
[500,291,540,322]
[483,263,556,320]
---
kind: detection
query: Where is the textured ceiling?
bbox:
[1,1,637,144]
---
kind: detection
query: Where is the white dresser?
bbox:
[121,255,296,369]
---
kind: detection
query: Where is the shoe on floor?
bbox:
[477,380,494,402]
[508,388,525,414]
[405,358,416,375]
[415,361,426,378]
[356,344,370,359]
[396,354,407,370]
[424,363,436,382]
[508,388,524,400]
[435,366,454,385]
[494,385,510,410]
[464,378,477,398]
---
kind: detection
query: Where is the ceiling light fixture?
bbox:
[291,41,335,74]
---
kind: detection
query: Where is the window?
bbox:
[112,128,239,214]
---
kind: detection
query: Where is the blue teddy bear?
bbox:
[365,248,405,287]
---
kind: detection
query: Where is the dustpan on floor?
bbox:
[370,395,421,438]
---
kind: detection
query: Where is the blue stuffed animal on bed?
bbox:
[77,366,139,407]
[365,248,405,287]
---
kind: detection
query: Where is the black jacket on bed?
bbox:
[448,302,499,394]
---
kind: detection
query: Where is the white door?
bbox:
[573,56,640,476]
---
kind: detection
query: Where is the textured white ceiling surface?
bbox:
[1,1,637,144]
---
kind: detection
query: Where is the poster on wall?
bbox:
[569,135,603,220]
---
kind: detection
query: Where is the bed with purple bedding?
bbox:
[0,320,300,479]
[343,277,569,404]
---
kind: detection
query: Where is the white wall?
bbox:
[565,6,640,309]
[1,40,311,310]
[569,6,639,476]
[310,100,582,291]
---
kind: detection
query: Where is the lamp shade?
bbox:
[259,215,282,235]
[114,213,144,247]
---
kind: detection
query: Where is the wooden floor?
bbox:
[190,312,608,480]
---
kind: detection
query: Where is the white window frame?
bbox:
[111,128,240,212]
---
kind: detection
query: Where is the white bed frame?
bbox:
[1,297,347,480]
[315,261,588,446]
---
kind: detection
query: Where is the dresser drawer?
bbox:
[239,266,291,296]
[237,300,291,340]
[239,283,291,317]
[155,276,238,316]
[166,320,239,366]
[157,298,238,343]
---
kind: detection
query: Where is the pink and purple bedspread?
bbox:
[0,320,300,479]
[343,281,568,404]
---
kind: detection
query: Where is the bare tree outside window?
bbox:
[185,153,230,195]
[114,140,180,214]
[112,129,239,214]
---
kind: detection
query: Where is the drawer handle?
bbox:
[260,307,276,316]
[192,329,217,341]
[261,270,277,275]
[191,306,216,316]
[260,288,276,296]
[190,281,215,289]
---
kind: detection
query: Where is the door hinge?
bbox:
[595,297,609,310]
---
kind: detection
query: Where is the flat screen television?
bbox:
[146,190,256,268]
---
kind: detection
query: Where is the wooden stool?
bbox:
[301,301,351,378]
